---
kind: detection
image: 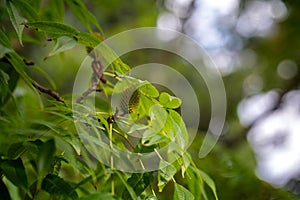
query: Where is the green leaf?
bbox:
[0,28,12,49]
[79,192,116,200]
[7,142,25,159]
[0,178,11,200]
[187,166,218,200]
[0,69,10,103]
[75,32,101,47]
[24,21,79,37]
[157,160,177,192]
[45,36,77,59]
[42,174,78,199]
[5,52,34,91]
[31,64,57,90]
[0,44,13,58]
[41,0,64,22]
[122,173,152,199]
[168,110,189,150]
[65,0,103,34]
[11,0,39,22]
[7,0,25,45]
[147,104,167,134]
[0,158,28,190]
[113,60,130,75]
[37,139,55,181]
[115,171,137,200]
[198,169,218,200]
[159,92,182,109]
[174,183,194,200]
[186,167,202,200]
[139,82,159,98]
[24,22,102,47]
[181,154,190,178]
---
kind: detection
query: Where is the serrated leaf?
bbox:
[79,192,116,200]
[65,0,103,34]
[7,0,25,45]
[42,174,78,199]
[24,21,79,37]
[159,92,182,109]
[174,183,194,200]
[158,160,177,192]
[0,158,28,190]
[11,0,39,22]
[45,36,77,59]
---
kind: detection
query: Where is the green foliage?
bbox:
[0,1,216,199]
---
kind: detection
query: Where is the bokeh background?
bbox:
[6,0,300,199]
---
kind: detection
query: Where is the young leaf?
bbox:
[41,174,78,199]
[24,21,79,37]
[174,183,194,200]
[159,92,182,109]
[139,82,159,98]
[7,0,25,45]
[45,36,77,59]
[0,158,28,190]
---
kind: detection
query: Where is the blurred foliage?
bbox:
[1,0,300,199]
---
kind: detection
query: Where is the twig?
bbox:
[31,80,65,103]
[76,59,106,103]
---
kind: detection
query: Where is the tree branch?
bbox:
[31,80,65,103]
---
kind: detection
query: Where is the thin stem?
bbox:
[109,122,114,195]
[31,80,65,103]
